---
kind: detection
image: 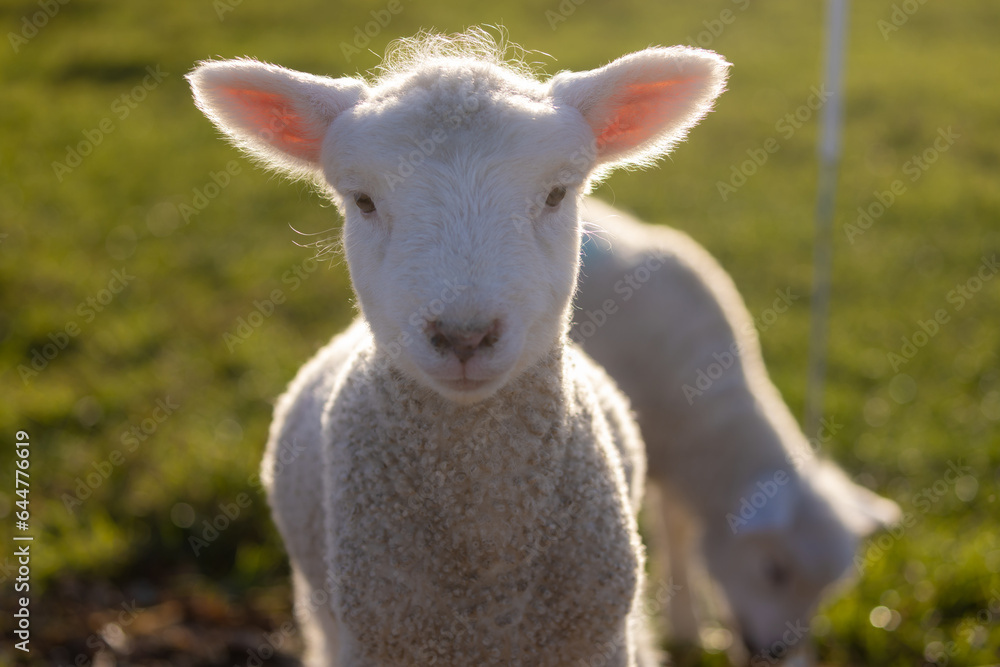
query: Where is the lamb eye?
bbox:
[354,193,376,214]
[545,186,566,208]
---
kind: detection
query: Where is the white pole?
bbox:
[805,0,848,439]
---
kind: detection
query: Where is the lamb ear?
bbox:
[812,461,902,536]
[187,58,367,178]
[548,46,729,174]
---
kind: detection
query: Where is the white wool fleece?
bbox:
[316,324,646,666]
[264,320,653,666]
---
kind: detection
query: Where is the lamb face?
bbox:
[321,62,592,403]
[702,466,899,656]
[187,39,730,404]
[703,490,851,656]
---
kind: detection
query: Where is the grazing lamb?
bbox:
[572,197,902,660]
[187,32,729,666]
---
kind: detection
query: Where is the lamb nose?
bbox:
[428,320,500,363]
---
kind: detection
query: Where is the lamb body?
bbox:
[265,320,647,666]
[189,31,729,666]
[572,197,901,655]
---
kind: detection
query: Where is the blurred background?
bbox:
[1,0,998,665]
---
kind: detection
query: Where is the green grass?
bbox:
[1,0,998,664]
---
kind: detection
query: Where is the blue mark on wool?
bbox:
[580,232,613,268]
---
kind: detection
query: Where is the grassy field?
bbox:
[1,0,998,664]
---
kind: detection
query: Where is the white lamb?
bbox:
[572,197,902,660]
[187,32,729,666]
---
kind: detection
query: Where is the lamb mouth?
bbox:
[438,377,493,392]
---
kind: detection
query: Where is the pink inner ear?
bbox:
[594,78,697,155]
[225,87,321,163]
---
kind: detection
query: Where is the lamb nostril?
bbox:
[430,331,450,352]
[428,320,501,363]
[481,328,499,349]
